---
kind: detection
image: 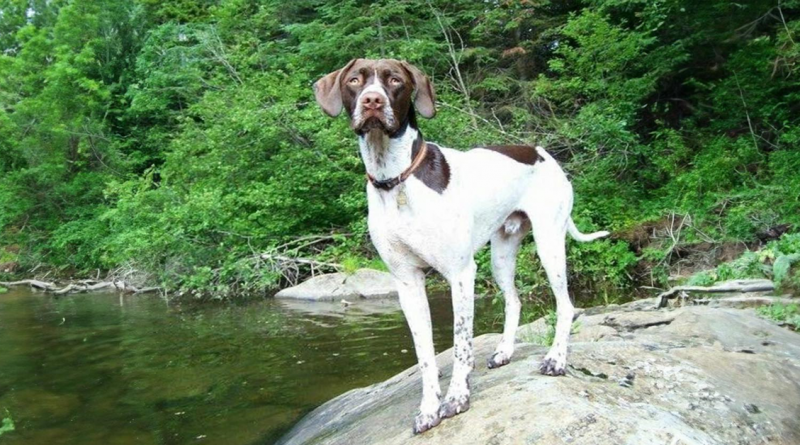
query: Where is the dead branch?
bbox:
[260,254,342,270]
[438,101,530,144]
[655,279,775,308]
[0,279,56,290]
[427,1,477,128]
[1,279,162,296]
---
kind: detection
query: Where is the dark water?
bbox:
[0,287,512,445]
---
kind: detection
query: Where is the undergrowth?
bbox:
[688,234,800,290]
[757,303,800,331]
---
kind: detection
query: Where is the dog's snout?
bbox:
[361,92,384,110]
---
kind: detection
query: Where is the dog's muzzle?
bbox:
[353,89,395,133]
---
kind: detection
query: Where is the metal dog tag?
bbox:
[397,187,408,208]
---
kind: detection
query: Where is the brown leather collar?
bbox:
[366,136,427,191]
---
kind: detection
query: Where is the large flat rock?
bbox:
[277,303,800,445]
[274,269,398,301]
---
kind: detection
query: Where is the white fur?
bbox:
[359,127,609,430]
[358,126,417,181]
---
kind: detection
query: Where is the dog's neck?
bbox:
[358,123,423,182]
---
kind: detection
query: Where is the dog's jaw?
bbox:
[358,124,419,182]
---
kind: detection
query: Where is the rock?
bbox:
[277,302,800,445]
[277,298,400,316]
[0,261,18,273]
[600,311,676,331]
[693,295,797,308]
[656,279,776,308]
[274,269,398,301]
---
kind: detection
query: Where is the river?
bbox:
[0,287,522,444]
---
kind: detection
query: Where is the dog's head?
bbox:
[313,59,436,135]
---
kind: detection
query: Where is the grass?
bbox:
[757,303,800,331]
[519,310,582,346]
[0,286,7,294]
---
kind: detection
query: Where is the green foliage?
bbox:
[774,254,800,287]
[757,303,800,330]
[688,234,800,288]
[538,310,559,347]
[0,411,14,436]
[0,287,7,294]
[521,310,581,347]
[1,0,798,298]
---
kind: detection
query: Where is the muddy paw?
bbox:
[539,357,566,376]
[487,352,510,369]
[438,396,470,419]
[413,412,441,435]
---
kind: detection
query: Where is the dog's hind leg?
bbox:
[394,267,443,434]
[439,260,477,420]
[487,215,528,369]
[531,216,573,376]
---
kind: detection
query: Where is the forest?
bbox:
[1,0,798,301]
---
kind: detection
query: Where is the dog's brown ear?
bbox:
[401,61,436,119]
[314,59,357,117]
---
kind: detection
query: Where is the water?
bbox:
[0,287,513,445]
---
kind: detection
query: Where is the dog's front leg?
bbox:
[395,268,442,434]
[439,261,476,419]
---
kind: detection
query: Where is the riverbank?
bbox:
[4,231,798,307]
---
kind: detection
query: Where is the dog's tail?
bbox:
[567,218,610,242]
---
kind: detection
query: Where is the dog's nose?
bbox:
[361,92,384,110]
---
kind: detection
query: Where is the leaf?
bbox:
[0,416,15,436]
[773,254,800,285]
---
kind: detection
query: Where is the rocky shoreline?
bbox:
[277,295,800,445]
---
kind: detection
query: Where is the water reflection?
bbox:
[0,288,507,445]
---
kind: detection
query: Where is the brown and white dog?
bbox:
[314,59,609,434]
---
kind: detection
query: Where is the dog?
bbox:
[313,59,609,434]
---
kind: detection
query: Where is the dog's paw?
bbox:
[539,357,566,376]
[438,395,470,419]
[412,412,442,435]
[487,351,510,369]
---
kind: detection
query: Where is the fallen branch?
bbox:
[655,279,775,308]
[1,279,162,296]
[0,279,56,290]
[260,254,342,270]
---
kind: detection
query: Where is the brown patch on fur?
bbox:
[479,145,543,165]
[412,142,450,193]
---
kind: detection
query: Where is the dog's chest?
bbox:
[366,180,467,267]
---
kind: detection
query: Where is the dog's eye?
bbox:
[348,77,361,85]
[389,77,402,86]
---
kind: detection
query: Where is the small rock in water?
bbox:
[401,349,408,354]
